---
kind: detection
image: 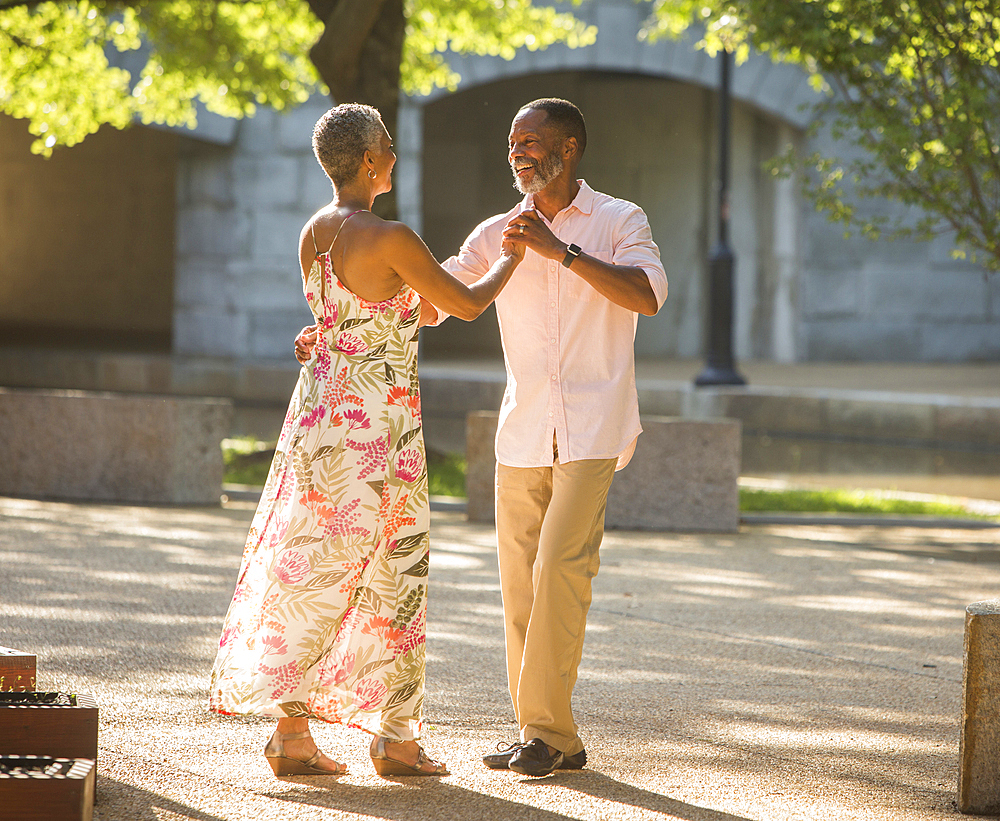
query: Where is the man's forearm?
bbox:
[565,254,658,315]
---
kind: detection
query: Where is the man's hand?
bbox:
[502,208,565,261]
[294,324,318,364]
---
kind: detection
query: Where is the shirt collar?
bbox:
[524,179,596,220]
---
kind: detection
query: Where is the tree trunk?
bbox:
[307,0,406,219]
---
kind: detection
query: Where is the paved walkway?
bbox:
[3,495,999,820]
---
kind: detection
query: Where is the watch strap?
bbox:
[562,243,582,267]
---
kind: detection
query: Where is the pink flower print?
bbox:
[273,549,310,584]
[397,609,426,658]
[260,659,301,699]
[260,633,288,656]
[336,333,367,355]
[352,678,388,711]
[395,448,424,483]
[342,408,371,430]
[267,516,290,549]
[301,406,326,429]
[317,304,338,328]
[334,606,363,644]
[346,434,389,479]
[219,625,237,648]
[316,498,371,538]
[312,340,331,379]
[319,648,356,687]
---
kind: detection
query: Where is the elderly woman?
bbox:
[209,104,523,776]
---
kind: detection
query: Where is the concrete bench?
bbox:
[466,411,741,532]
[0,388,232,505]
[959,600,1000,815]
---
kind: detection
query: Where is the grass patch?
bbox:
[739,487,995,520]
[222,439,469,497]
[427,450,467,497]
[224,441,995,521]
[222,437,275,487]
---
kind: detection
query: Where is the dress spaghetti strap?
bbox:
[318,209,363,304]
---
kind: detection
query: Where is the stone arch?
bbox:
[419,12,821,131]
[402,5,822,361]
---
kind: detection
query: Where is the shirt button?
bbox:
[550,302,556,308]
[548,412,553,417]
[550,374,557,381]
[550,338,556,344]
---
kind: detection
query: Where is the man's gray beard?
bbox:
[512,151,564,195]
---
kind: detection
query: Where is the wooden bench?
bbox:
[466,412,741,532]
[0,388,232,504]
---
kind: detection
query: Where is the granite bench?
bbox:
[466,411,741,532]
[0,388,232,505]
[959,600,1000,814]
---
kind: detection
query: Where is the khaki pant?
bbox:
[495,454,617,756]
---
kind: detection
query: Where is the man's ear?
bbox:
[562,136,579,161]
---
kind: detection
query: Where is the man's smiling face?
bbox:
[508,108,565,196]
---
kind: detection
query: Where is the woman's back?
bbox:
[308,208,405,305]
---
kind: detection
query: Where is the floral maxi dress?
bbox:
[209,241,429,741]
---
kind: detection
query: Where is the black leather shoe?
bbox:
[484,741,587,770]
[509,738,564,777]
[482,741,525,770]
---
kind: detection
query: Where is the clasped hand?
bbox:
[502,209,564,260]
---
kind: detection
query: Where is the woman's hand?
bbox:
[502,208,562,261]
[294,324,319,364]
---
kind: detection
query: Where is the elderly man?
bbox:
[297,98,666,777]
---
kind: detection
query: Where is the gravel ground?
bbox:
[2,496,998,820]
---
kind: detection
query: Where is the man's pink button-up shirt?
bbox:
[441,180,667,469]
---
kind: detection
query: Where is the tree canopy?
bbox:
[0,0,594,154]
[643,0,1000,271]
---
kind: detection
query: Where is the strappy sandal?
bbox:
[264,729,347,776]
[370,735,449,776]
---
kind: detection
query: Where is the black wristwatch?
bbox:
[562,243,582,268]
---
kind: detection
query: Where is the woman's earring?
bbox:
[368,169,376,179]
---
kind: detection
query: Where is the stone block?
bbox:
[802,319,922,362]
[935,403,1000,448]
[250,210,307,260]
[466,412,741,532]
[594,3,642,70]
[867,265,989,321]
[0,648,36,692]
[0,389,232,504]
[233,157,301,209]
[920,322,1000,362]
[825,396,934,441]
[605,416,741,532]
[959,600,1000,815]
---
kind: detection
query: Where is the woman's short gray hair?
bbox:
[312,104,384,188]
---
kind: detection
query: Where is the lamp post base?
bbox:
[694,364,746,387]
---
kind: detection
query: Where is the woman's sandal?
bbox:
[264,730,347,776]
[369,735,449,776]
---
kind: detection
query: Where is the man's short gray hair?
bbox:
[312,104,384,188]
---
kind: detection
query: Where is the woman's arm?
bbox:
[382,222,522,321]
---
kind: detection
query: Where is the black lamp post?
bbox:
[694,48,746,387]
